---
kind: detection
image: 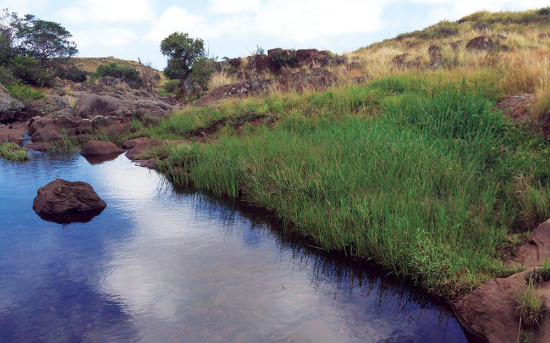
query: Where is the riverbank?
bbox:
[132,72,550,302]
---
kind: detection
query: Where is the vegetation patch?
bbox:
[0,142,28,161]
[142,74,550,300]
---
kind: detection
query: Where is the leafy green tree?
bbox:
[16,15,78,65]
[160,32,205,80]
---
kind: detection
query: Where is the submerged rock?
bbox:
[32,179,106,224]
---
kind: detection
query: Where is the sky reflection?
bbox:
[0,155,472,342]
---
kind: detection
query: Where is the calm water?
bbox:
[0,152,476,342]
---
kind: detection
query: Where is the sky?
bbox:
[0,0,548,70]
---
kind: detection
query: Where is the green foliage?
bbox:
[189,56,215,91]
[0,66,16,86]
[0,142,28,161]
[160,32,205,80]
[57,65,87,83]
[96,63,141,84]
[270,49,297,68]
[7,83,45,102]
[15,15,78,65]
[145,76,550,299]
[163,79,180,94]
[9,56,55,86]
[514,278,544,328]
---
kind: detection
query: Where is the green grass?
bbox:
[143,74,550,300]
[514,278,544,329]
[0,142,28,161]
[7,84,46,103]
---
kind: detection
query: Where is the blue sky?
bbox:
[0,0,547,69]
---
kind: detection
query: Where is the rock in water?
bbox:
[32,179,107,224]
[80,141,124,156]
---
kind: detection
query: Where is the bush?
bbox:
[164,79,180,94]
[96,63,142,87]
[9,56,55,86]
[57,65,87,83]
[0,66,16,87]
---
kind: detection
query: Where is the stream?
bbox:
[0,152,479,342]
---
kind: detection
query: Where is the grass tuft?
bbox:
[0,142,29,161]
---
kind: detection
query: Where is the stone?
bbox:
[32,179,107,224]
[79,141,124,156]
[0,83,24,123]
[466,36,496,51]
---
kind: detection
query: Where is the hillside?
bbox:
[2,7,550,343]
[72,56,169,84]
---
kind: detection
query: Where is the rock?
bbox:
[124,138,164,160]
[0,83,24,123]
[517,220,550,268]
[497,93,535,125]
[466,36,496,51]
[196,79,274,106]
[454,273,525,343]
[92,116,131,136]
[392,53,423,69]
[32,179,107,224]
[277,68,338,92]
[0,122,28,142]
[74,94,122,118]
[29,118,64,141]
[134,158,156,169]
[79,141,124,156]
[26,142,51,152]
[76,118,93,135]
[428,45,443,68]
[455,220,550,343]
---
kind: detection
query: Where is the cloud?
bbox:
[144,6,212,42]
[0,0,48,15]
[74,27,137,47]
[57,0,154,23]
[208,0,261,14]
[146,0,386,44]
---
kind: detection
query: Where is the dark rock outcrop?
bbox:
[32,179,107,224]
[80,141,124,156]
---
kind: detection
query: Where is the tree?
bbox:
[16,15,78,65]
[160,32,205,80]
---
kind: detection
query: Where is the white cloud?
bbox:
[74,27,137,47]
[208,0,261,14]
[57,0,154,23]
[144,6,212,42]
[146,0,386,44]
[0,0,48,15]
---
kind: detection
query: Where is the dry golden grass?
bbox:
[208,71,239,89]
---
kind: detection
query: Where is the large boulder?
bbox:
[0,83,24,123]
[80,140,124,156]
[74,93,173,118]
[32,179,107,223]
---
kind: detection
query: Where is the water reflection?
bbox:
[0,154,475,342]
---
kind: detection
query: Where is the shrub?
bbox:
[164,79,180,94]
[0,66,16,86]
[9,56,55,86]
[96,63,142,87]
[57,65,87,83]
